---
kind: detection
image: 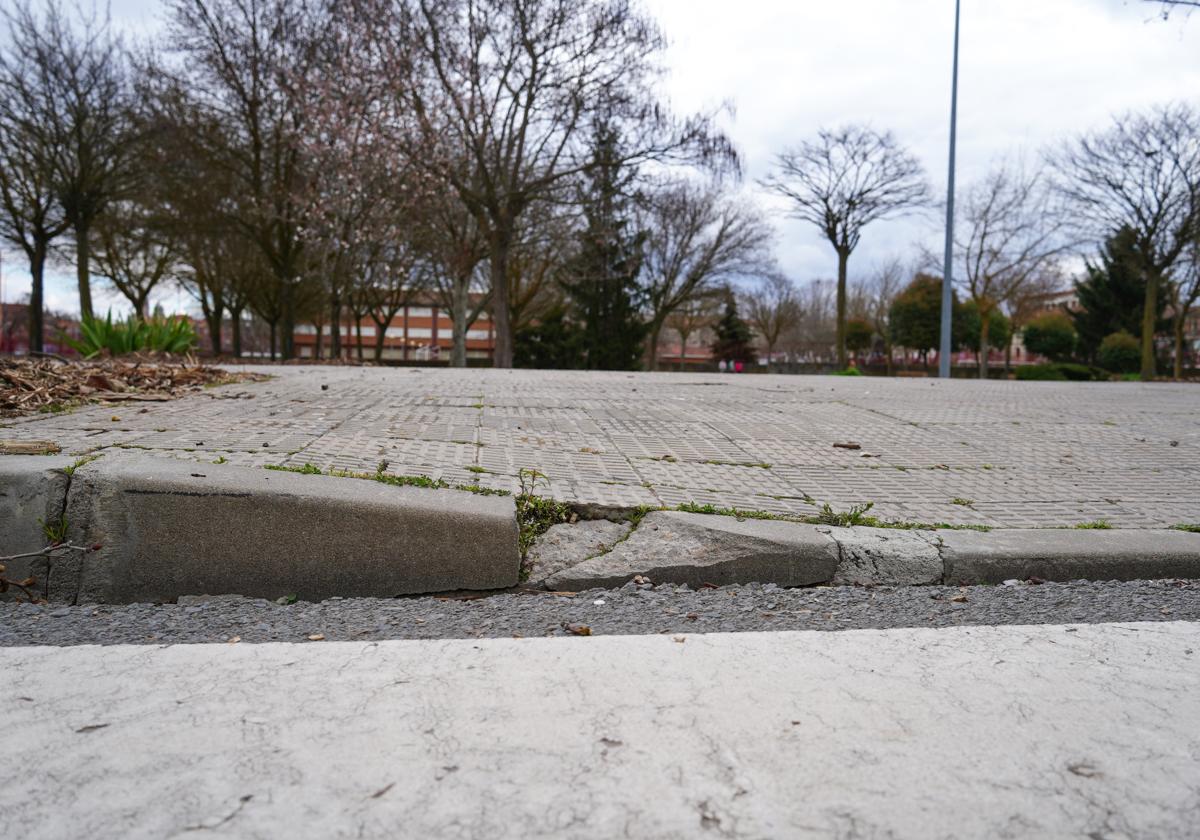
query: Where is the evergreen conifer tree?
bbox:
[710,291,756,366]
[559,122,647,370]
[1071,226,1168,361]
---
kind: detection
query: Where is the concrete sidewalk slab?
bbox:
[6,367,1198,529]
[2,622,1198,839]
[58,453,519,603]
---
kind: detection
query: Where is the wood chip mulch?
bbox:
[0,355,268,418]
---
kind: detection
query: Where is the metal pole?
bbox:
[938,0,960,379]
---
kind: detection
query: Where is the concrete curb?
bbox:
[0,455,76,600]
[3,452,519,603]
[535,519,1200,591]
[935,527,1200,585]
[6,452,1200,601]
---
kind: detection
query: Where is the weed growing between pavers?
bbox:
[1075,521,1113,530]
[673,500,992,532]
[516,469,572,577]
[262,463,511,497]
[62,454,101,476]
[700,459,773,469]
[1172,524,1200,533]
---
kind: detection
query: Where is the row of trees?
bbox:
[0,0,780,366]
[1,1,1196,377]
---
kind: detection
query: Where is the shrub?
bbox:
[1016,364,1067,381]
[1097,330,1141,374]
[832,367,862,376]
[1023,311,1076,361]
[1015,363,1106,382]
[66,312,197,359]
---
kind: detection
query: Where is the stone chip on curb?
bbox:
[828,526,943,586]
[544,511,840,591]
[525,519,632,586]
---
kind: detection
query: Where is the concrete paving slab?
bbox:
[7,367,1198,529]
[2,622,1198,839]
[58,453,519,603]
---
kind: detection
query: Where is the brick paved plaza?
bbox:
[4,368,1198,529]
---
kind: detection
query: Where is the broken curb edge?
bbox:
[3,453,1200,603]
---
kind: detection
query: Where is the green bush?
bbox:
[1016,364,1067,381]
[832,367,863,376]
[66,311,197,359]
[1016,363,1107,382]
[1022,311,1076,361]
[1097,330,1141,374]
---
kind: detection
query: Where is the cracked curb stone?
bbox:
[828,526,943,586]
[526,519,632,585]
[0,455,75,601]
[545,510,839,590]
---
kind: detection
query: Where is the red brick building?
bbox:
[293,302,495,362]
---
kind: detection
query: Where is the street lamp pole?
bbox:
[938,0,961,379]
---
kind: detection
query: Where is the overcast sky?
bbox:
[3,0,1199,316]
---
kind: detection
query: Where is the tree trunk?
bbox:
[451,277,468,368]
[979,308,990,380]
[269,320,277,361]
[28,244,47,353]
[330,295,342,359]
[374,321,387,362]
[489,230,514,368]
[207,307,223,356]
[1174,315,1185,381]
[280,279,295,361]
[356,320,364,362]
[314,323,323,360]
[1140,271,1158,380]
[231,307,243,358]
[678,328,691,372]
[884,339,893,376]
[645,320,663,372]
[74,222,94,320]
[835,247,849,369]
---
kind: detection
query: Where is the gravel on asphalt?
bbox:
[2,579,1197,646]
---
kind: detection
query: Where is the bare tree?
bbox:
[417,186,491,367]
[359,0,735,367]
[956,162,1071,378]
[0,7,70,352]
[761,125,930,368]
[639,180,775,370]
[1053,103,1200,379]
[90,198,177,318]
[3,2,134,320]
[743,274,802,371]
[664,292,720,370]
[152,0,327,360]
[1168,241,1200,378]
[861,260,906,375]
[1146,0,1200,16]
